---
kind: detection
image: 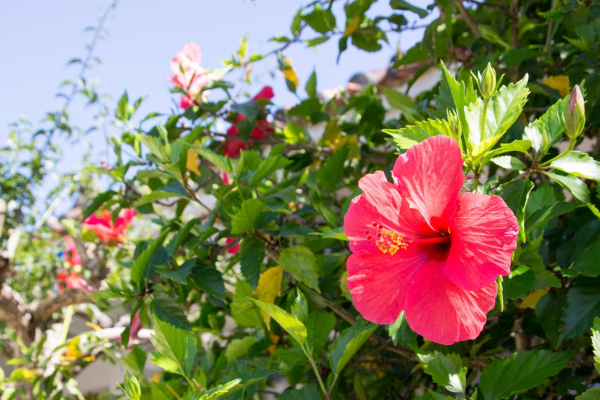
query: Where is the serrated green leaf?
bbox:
[491,155,526,170]
[551,151,600,181]
[132,191,185,207]
[546,170,590,203]
[305,309,336,354]
[189,264,226,298]
[252,299,307,345]
[390,0,428,17]
[592,317,600,374]
[158,259,195,284]
[559,278,600,344]
[577,388,600,400]
[305,70,317,98]
[524,96,568,156]
[251,154,292,186]
[303,5,336,34]
[329,316,377,375]
[231,280,262,327]
[384,118,453,150]
[465,76,529,157]
[525,201,577,233]
[240,237,265,289]
[189,143,233,173]
[504,266,536,300]
[131,231,169,284]
[478,350,572,399]
[279,246,320,292]
[418,351,467,394]
[152,292,192,331]
[225,336,259,363]
[231,199,268,234]
[150,318,196,377]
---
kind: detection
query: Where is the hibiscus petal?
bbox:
[344,171,433,252]
[392,136,464,231]
[347,249,427,325]
[444,193,518,291]
[404,261,497,345]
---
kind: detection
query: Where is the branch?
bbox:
[453,0,481,38]
[29,290,90,332]
[0,284,31,345]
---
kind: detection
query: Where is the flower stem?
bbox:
[302,345,329,399]
[539,138,575,167]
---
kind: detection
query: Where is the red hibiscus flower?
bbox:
[82,209,137,244]
[64,236,81,267]
[343,136,518,345]
[224,86,274,158]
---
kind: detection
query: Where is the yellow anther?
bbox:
[375,229,408,255]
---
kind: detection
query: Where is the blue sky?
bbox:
[0,0,434,210]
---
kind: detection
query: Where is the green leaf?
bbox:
[189,264,226,298]
[546,170,590,203]
[384,118,453,150]
[379,86,422,123]
[158,259,195,284]
[551,151,600,181]
[197,379,242,400]
[231,199,268,234]
[305,70,317,98]
[189,143,233,173]
[431,62,477,133]
[480,140,532,167]
[152,292,192,331]
[465,76,529,157]
[252,299,307,346]
[577,388,600,400]
[303,5,336,34]
[275,386,321,400]
[225,336,259,363]
[478,350,572,399]
[240,237,265,289]
[316,145,349,191]
[491,155,526,170]
[131,231,169,284]
[559,278,600,343]
[418,352,467,394]
[251,154,292,186]
[387,312,418,350]
[390,0,428,17]
[138,134,170,162]
[305,309,336,354]
[496,180,534,242]
[82,190,117,220]
[525,201,577,233]
[516,248,561,289]
[311,227,349,241]
[479,24,510,49]
[150,318,196,377]
[329,316,378,375]
[524,96,567,156]
[592,317,600,374]
[231,280,262,327]
[504,266,536,300]
[279,246,321,292]
[536,291,566,347]
[132,190,185,207]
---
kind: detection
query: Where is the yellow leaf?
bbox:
[520,288,550,309]
[254,266,283,329]
[340,270,349,294]
[283,59,299,88]
[268,331,280,354]
[344,16,360,36]
[21,369,40,379]
[187,143,201,175]
[245,65,252,82]
[334,135,361,161]
[542,75,571,97]
[150,374,161,383]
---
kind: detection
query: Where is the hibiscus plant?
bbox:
[4,1,600,400]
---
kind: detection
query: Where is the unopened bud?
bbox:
[477,63,497,101]
[447,110,462,139]
[119,372,141,400]
[564,84,585,139]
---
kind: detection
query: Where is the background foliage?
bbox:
[3,0,600,399]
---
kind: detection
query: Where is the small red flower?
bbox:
[224,86,274,158]
[170,43,216,109]
[82,209,137,244]
[226,237,240,255]
[57,270,95,294]
[64,236,81,267]
[343,136,518,345]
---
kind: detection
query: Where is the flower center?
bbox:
[365,222,451,256]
